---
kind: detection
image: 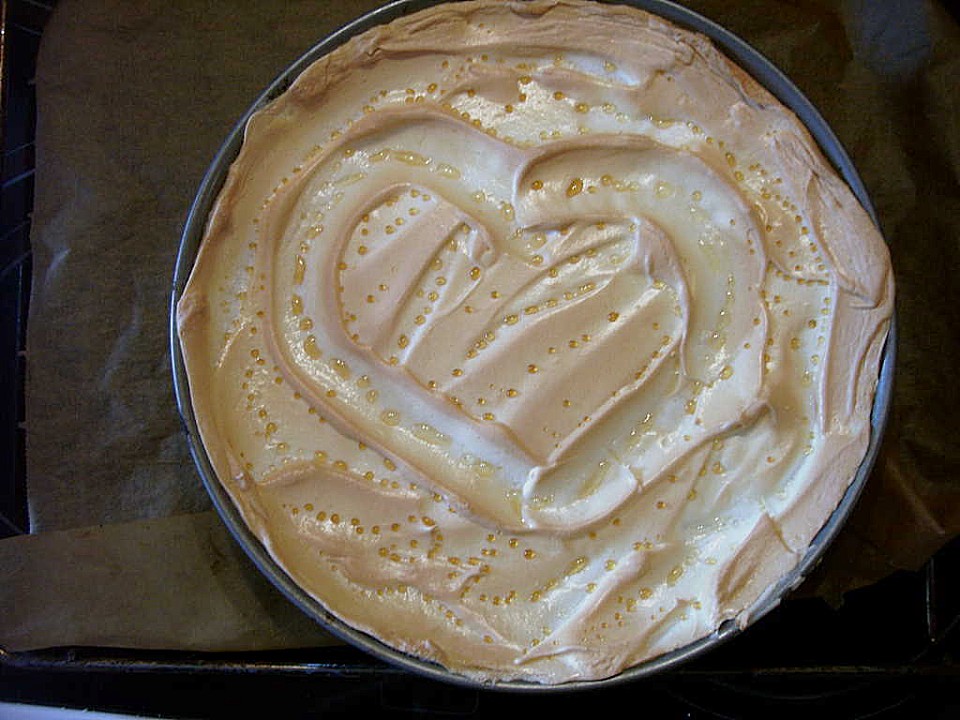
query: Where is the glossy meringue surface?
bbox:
[177,0,893,684]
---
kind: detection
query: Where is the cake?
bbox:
[176,0,894,684]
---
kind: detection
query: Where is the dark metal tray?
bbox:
[2,0,957,715]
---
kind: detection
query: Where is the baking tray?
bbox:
[0,0,42,542]
[3,0,957,715]
[170,0,896,692]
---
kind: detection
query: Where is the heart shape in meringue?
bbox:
[249,107,768,532]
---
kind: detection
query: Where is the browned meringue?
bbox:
[176,0,894,684]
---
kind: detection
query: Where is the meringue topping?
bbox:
[177,0,893,684]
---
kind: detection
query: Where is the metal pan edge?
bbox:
[170,0,896,692]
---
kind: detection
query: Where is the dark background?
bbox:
[2,0,958,717]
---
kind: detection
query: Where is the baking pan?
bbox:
[170,0,897,691]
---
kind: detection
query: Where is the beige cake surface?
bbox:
[177,0,894,684]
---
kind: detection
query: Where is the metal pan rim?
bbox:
[170,0,896,692]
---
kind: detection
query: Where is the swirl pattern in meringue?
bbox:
[177,0,893,684]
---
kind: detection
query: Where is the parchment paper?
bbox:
[2,0,958,653]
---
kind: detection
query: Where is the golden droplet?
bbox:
[331,358,351,380]
[303,336,322,359]
[566,178,584,197]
